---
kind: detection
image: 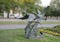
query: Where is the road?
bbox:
[0,24,60,29]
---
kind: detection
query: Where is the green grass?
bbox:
[0,21,60,24]
[0,29,60,42]
[41,21,60,24]
[0,21,27,24]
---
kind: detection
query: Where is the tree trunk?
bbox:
[56,16,58,20]
[45,16,47,21]
[7,12,9,18]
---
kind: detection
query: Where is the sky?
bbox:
[40,0,51,7]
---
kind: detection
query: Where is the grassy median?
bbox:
[0,21,60,24]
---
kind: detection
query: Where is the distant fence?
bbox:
[45,16,60,20]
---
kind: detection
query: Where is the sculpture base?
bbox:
[28,35,44,39]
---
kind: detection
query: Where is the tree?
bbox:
[14,0,41,13]
[50,0,60,16]
[50,0,60,11]
[0,0,41,18]
[0,0,17,18]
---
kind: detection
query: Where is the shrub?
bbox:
[54,25,60,28]
[0,13,3,16]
